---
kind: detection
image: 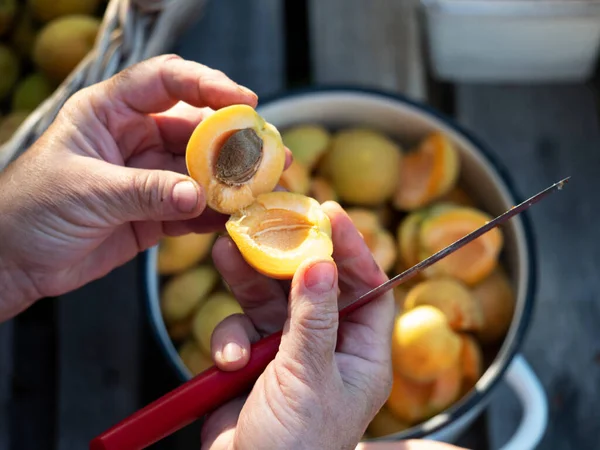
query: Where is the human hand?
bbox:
[199,201,396,450]
[0,54,291,321]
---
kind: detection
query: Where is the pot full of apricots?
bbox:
[143,89,547,447]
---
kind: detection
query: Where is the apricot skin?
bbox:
[178,339,214,375]
[186,104,286,214]
[347,208,397,273]
[157,232,216,275]
[281,124,331,170]
[192,292,244,355]
[225,191,333,279]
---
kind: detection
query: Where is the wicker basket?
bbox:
[0,0,208,171]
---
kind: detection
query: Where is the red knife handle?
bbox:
[90,331,283,450]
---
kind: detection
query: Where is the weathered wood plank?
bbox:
[455,83,600,450]
[0,320,13,449]
[308,0,426,100]
[57,259,141,450]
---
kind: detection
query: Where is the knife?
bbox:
[90,176,570,450]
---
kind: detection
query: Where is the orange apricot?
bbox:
[397,210,427,269]
[385,372,432,424]
[328,128,402,206]
[308,176,338,204]
[178,339,215,375]
[393,131,459,211]
[281,124,331,170]
[278,159,311,195]
[368,406,411,437]
[157,232,216,275]
[225,191,333,279]
[391,305,462,383]
[347,208,397,273]
[428,363,462,415]
[186,104,286,214]
[459,334,483,394]
[471,268,516,344]
[403,278,484,332]
[418,206,503,285]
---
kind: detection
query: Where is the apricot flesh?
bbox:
[160,265,219,325]
[226,191,333,279]
[281,124,331,170]
[192,291,244,355]
[471,268,516,344]
[328,128,402,206]
[419,206,503,285]
[278,159,310,195]
[391,305,462,383]
[186,104,286,214]
[403,277,484,332]
[157,232,216,275]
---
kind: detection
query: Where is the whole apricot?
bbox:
[186,104,286,214]
[328,128,402,206]
[160,265,219,325]
[278,159,310,195]
[178,339,214,375]
[385,372,432,424]
[428,363,462,415]
[391,305,462,383]
[308,176,338,204]
[403,277,484,332]
[459,334,483,394]
[471,268,516,344]
[226,191,333,279]
[281,124,331,170]
[192,291,244,355]
[367,407,410,437]
[157,232,216,275]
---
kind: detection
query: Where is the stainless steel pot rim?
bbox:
[142,85,538,441]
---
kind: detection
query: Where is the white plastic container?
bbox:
[420,0,600,82]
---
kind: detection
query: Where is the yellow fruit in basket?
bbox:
[391,305,461,383]
[33,14,101,83]
[0,44,19,101]
[0,111,29,145]
[328,128,402,206]
[11,73,54,112]
[178,339,214,375]
[347,208,397,273]
[157,232,216,275]
[281,124,331,170]
[28,0,102,23]
[459,334,483,395]
[192,292,244,355]
[0,0,16,36]
[160,265,219,325]
[10,9,37,59]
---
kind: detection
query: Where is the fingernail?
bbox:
[304,260,336,294]
[172,180,199,213]
[238,85,257,97]
[222,342,243,363]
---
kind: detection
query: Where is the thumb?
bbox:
[102,165,206,223]
[279,257,339,381]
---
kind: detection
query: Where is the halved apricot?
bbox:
[397,210,427,270]
[327,128,402,206]
[281,124,331,170]
[428,363,462,415]
[471,268,516,344]
[192,291,244,355]
[403,278,484,332]
[160,265,219,325]
[186,104,286,214]
[157,232,216,275]
[278,159,311,195]
[418,206,503,285]
[178,339,215,375]
[385,372,432,424]
[225,191,333,279]
[393,131,460,211]
[391,305,462,383]
[347,208,397,273]
[309,176,338,204]
[459,334,483,394]
[368,406,411,437]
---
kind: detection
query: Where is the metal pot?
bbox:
[143,87,548,449]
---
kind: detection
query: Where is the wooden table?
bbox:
[2,1,600,449]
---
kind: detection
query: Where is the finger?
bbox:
[356,441,468,450]
[284,147,293,170]
[100,54,258,114]
[278,257,339,382]
[151,103,215,154]
[211,236,288,335]
[201,395,247,450]
[211,313,259,371]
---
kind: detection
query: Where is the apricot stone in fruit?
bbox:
[0,45,19,101]
[226,191,333,279]
[278,159,310,195]
[160,265,219,325]
[192,292,244,355]
[471,268,516,344]
[367,407,410,437]
[418,206,503,285]
[29,0,102,23]
[328,128,402,206]
[403,278,484,332]
[393,131,460,211]
[347,208,397,273]
[186,104,286,214]
[11,73,54,111]
[178,339,214,375]
[281,124,331,170]
[33,15,101,82]
[157,232,216,275]
[391,305,462,383]
[308,176,338,204]
[459,334,483,394]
